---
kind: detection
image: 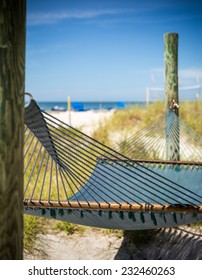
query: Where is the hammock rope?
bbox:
[116,110,202,162]
[43,111,197,193]
[23,96,202,230]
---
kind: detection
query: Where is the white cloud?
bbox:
[27,9,133,26]
[27,4,202,27]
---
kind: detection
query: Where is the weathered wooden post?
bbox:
[164,33,180,161]
[0,0,26,259]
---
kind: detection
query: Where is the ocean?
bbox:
[38,101,146,111]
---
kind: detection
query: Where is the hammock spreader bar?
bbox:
[23,200,202,213]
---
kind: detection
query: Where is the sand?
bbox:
[49,109,115,135]
[24,224,202,260]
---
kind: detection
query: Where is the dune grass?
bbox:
[92,101,202,145]
[54,221,85,235]
[24,215,44,254]
[180,101,202,135]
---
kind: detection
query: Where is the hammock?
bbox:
[24,95,202,230]
[116,110,202,162]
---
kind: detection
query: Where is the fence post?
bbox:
[164,33,180,160]
[146,87,150,107]
[0,0,26,259]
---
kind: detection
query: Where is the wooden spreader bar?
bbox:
[23,200,202,214]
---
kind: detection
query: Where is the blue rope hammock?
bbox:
[24,95,202,230]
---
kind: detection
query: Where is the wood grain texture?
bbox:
[164,33,179,113]
[164,33,180,161]
[0,0,26,259]
[23,200,202,214]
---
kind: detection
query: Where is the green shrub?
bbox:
[54,221,85,235]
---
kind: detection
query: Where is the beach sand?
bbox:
[24,224,202,260]
[49,109,115,135]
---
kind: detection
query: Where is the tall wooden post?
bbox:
[164,33,180,161]
[0,0,26,259]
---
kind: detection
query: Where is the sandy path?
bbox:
[24,225,202,260]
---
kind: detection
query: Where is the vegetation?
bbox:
[180,101,202,135]
[54,221,85,235]
[102,228,123,238]
[92,101,202,145]
[24,215,44,254]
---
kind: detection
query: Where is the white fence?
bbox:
[146,85,201,106]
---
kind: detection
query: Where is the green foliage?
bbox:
[92,102,165,144]
[190,222,202,228]
[24,124,97,201]
[54,221,85,235]
[180,101,202,135]
[102,228,123,238]
[24,215,43,253]
[92,102,202,149]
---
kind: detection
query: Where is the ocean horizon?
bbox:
[38,101,147,111]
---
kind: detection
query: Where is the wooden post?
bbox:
[164,33,179,114]
[67,96,71,125]
[146,87,150,107]
[0,0,26,259]
[164,33,180,161]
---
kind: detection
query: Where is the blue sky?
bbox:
[26,0,202,101]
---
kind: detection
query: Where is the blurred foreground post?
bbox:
[0,0,26,259]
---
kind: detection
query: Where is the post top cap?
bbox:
[164,32,179,36]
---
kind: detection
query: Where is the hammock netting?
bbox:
[24,97,202,230]
[116,111,202,162]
